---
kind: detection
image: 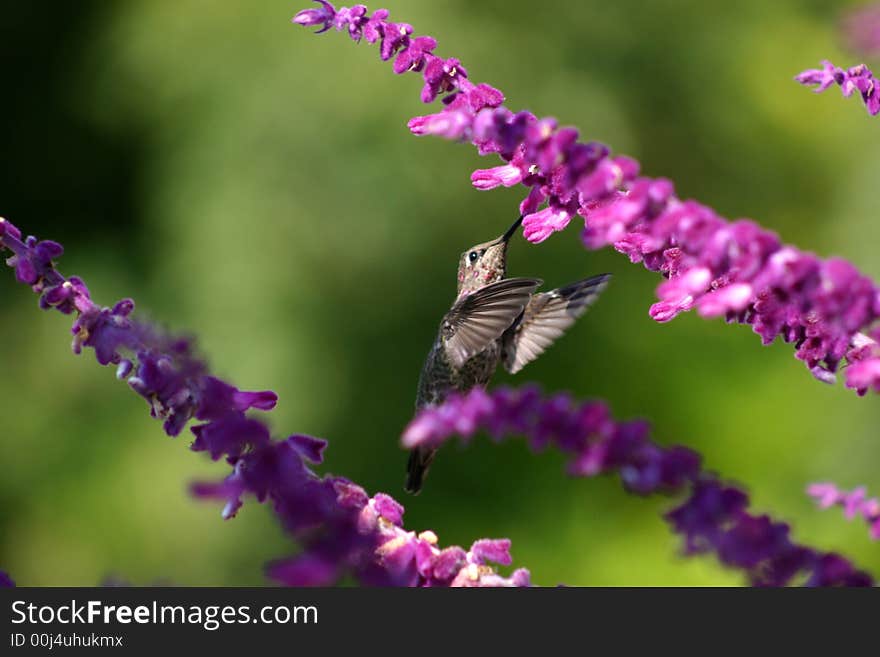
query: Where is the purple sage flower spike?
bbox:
[0,571,14,587]
[293,6,880,396]
[402,386,874,586]
[796,60,879,116]
[808,483,880,540]
[1,216,531,587]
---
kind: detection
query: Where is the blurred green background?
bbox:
[1,0,878,586]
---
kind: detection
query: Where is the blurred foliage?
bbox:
[0,0,878,586]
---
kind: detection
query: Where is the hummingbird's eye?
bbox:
[468,251,479,264]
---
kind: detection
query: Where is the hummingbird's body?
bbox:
[405,216,611,494]
[416,330,502,407]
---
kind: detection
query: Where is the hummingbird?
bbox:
[406,215,611,493]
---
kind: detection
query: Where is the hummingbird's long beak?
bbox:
[499,215,524,245]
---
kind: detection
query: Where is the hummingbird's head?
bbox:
[456,216,523,295]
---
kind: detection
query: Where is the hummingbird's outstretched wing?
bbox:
[442,277,543,368]
[502,273,611,375]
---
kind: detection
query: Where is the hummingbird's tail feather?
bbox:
[405,445,437,494]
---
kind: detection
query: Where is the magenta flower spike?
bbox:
[796,60,880,115]
[403,386,874,586]
[292,3,880,396]
[0,216,529,587]
[808,483,880,540]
